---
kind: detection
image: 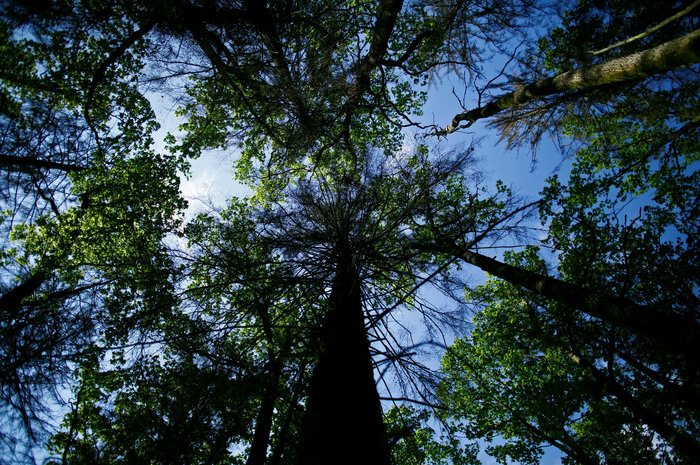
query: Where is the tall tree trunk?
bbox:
[297,255,391,465]
[429,244,700,359]
[441,28,700,134]
[245,366,280,465]
[246,297,283,465]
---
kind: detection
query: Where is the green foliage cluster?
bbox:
[385,405,478,465]
[47,354,249,465]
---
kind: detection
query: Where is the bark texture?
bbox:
[442,28,700,134]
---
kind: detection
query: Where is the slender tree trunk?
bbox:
[344,0,404,124]
[568,350,700,459]
[269,367,305,465]
[615,350,700,413]
[590,0,700,56]
[442,28,700,133]
[297,254,391,465]
[245,366,280,465]
[246,296,283,465]
[431,244,700,359]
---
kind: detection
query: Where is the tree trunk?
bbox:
[297,255,391,465]
[0,272,46,317]
[245,367,280,465]
[0,154,85,172]
[615,349,700,413]
[344,0,404,124]
[442,28,700,133]
[436,245,699,360]
[568,350,700,459]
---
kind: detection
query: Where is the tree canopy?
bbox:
[0,0,697,464]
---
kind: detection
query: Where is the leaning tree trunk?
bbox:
[430,244,700,360]
[297,254,391,465]
[441,28,700,134]
[246,298,284,465]
[0,272,46,317]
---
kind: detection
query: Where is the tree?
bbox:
[418,241,700,359]
[440,248,698,464]
[0,1,186,457]
[220,150,522,464]
[0,0,697,463]
[438,27,700,135]
[439,0,700,148]
[437,1,699,463]
[42,147,529,464]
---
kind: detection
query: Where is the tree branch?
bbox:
[245,0,309,122]
[591,0,700,56]
[0,154,86,173]
[343,0,404,131]
[438,28,700,136]
[83,19,156,122]
[382,30,434,66]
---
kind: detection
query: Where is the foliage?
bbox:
[47,353,251,465]
[441,248,694,464]
[492,0,700,150]
[385,405,478,465]
[537,0,699,391]
[0,1,187,456]
[0,0,697,463]
[439,3,699,463]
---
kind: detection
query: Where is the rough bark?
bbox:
[441,28,700,134]
[297,255,391,465]
[590,0,700,56]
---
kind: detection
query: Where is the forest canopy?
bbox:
[0,0,698,464]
